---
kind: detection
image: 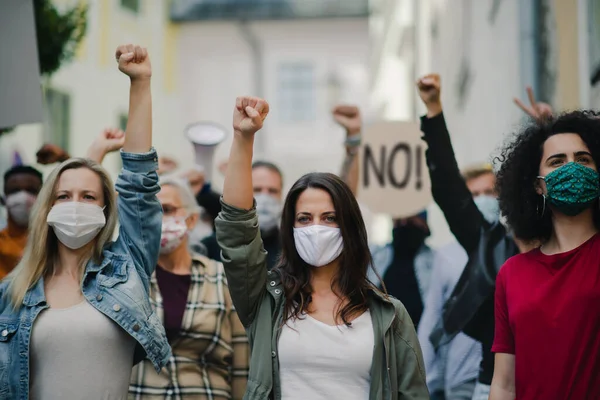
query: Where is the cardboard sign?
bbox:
[358,121,432,218]
[0,0,44,129]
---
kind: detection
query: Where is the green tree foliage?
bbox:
[35,0,88,76]
[0,0,87,136]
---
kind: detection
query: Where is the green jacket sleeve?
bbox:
[215,198,268,328]
[393,300,430,399]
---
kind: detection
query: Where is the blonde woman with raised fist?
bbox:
[0,44,170,400]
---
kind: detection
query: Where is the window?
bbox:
[44,88,70,151]
[277,63,315,123]
[121,0,140,13]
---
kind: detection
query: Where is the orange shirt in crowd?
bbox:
[0,225,28,279]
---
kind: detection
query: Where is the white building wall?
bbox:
[429,0,525,167]
[368,0,529,247]
[0,0,184,181]
[177,18,370,194]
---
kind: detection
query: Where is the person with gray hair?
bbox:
[129,176,249,398]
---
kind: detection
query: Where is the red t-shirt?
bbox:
[492,233,600,399]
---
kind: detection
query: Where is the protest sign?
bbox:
[358,121,432,218]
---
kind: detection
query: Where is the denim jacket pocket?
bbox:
[0,319,18,395]
[97,257,129,288]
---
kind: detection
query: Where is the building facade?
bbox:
[369,0,600,247]
[0,0,184,184]
[170,0,371,193]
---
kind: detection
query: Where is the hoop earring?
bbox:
[537,195,546,218]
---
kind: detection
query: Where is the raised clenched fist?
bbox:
[115,44,151,80]
[233,96,269,137]
[96,128,126,153]
[332,105,362,137]
[416,74,443,117]
[86,128,126,163]
[416,74,442,110]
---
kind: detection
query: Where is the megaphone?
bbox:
[185,121,228,183]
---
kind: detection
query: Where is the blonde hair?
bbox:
[7,158,118,308]
[159,176,201,215]
[462,163,494,182]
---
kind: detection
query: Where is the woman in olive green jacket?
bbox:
[215,96,430,400]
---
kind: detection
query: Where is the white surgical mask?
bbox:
[47,202,106,249]
[160,216,188,255]
[473,195,500,224]
[5,191,37,227]
[293,225,343,267]
[255,193,282,235]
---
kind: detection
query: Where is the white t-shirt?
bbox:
[278,310,374,400]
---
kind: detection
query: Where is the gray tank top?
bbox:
[30,300,136,400]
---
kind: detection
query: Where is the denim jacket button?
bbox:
[113,304,121,312]
[133,324,141,332]
[274,289,281,295]
[271,351,276,357]
[96,294,103,301]
[1,329,7,337]
[270,281,276,287]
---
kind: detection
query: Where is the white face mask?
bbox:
[160,216,188,255]
[293,225,344,267]
[473,195,500,224]
[5,191,37,227]
[255,193,282,235]
[47,202,106,250]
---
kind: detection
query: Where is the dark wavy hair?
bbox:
[275,172,379,326]
[496,110,600,243]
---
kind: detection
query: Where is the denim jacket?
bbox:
[0,149,171,400]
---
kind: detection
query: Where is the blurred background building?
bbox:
[1,0,600,245]
[369,0,600,246]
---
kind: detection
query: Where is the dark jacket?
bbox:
[420,113,518,383]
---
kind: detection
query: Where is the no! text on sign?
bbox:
[358,121,432,218]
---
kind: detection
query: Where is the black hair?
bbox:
[276,172,379,326]
[252,160,284,186]
[4,165,43,188]
[495,110,600,243]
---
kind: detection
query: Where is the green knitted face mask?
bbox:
[538,162,600,216]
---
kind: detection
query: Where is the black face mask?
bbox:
[392,224,428,255]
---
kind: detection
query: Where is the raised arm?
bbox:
[490,266,516,399]
[223,97,268,209]
[215,97,270,327]
[333,105,362,196]
[416,74,483,253]
[86,128,126,164]
[111,44,162,281]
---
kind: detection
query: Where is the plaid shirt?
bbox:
[129,254,249,399]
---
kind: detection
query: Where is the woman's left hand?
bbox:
[116,44,152,81]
